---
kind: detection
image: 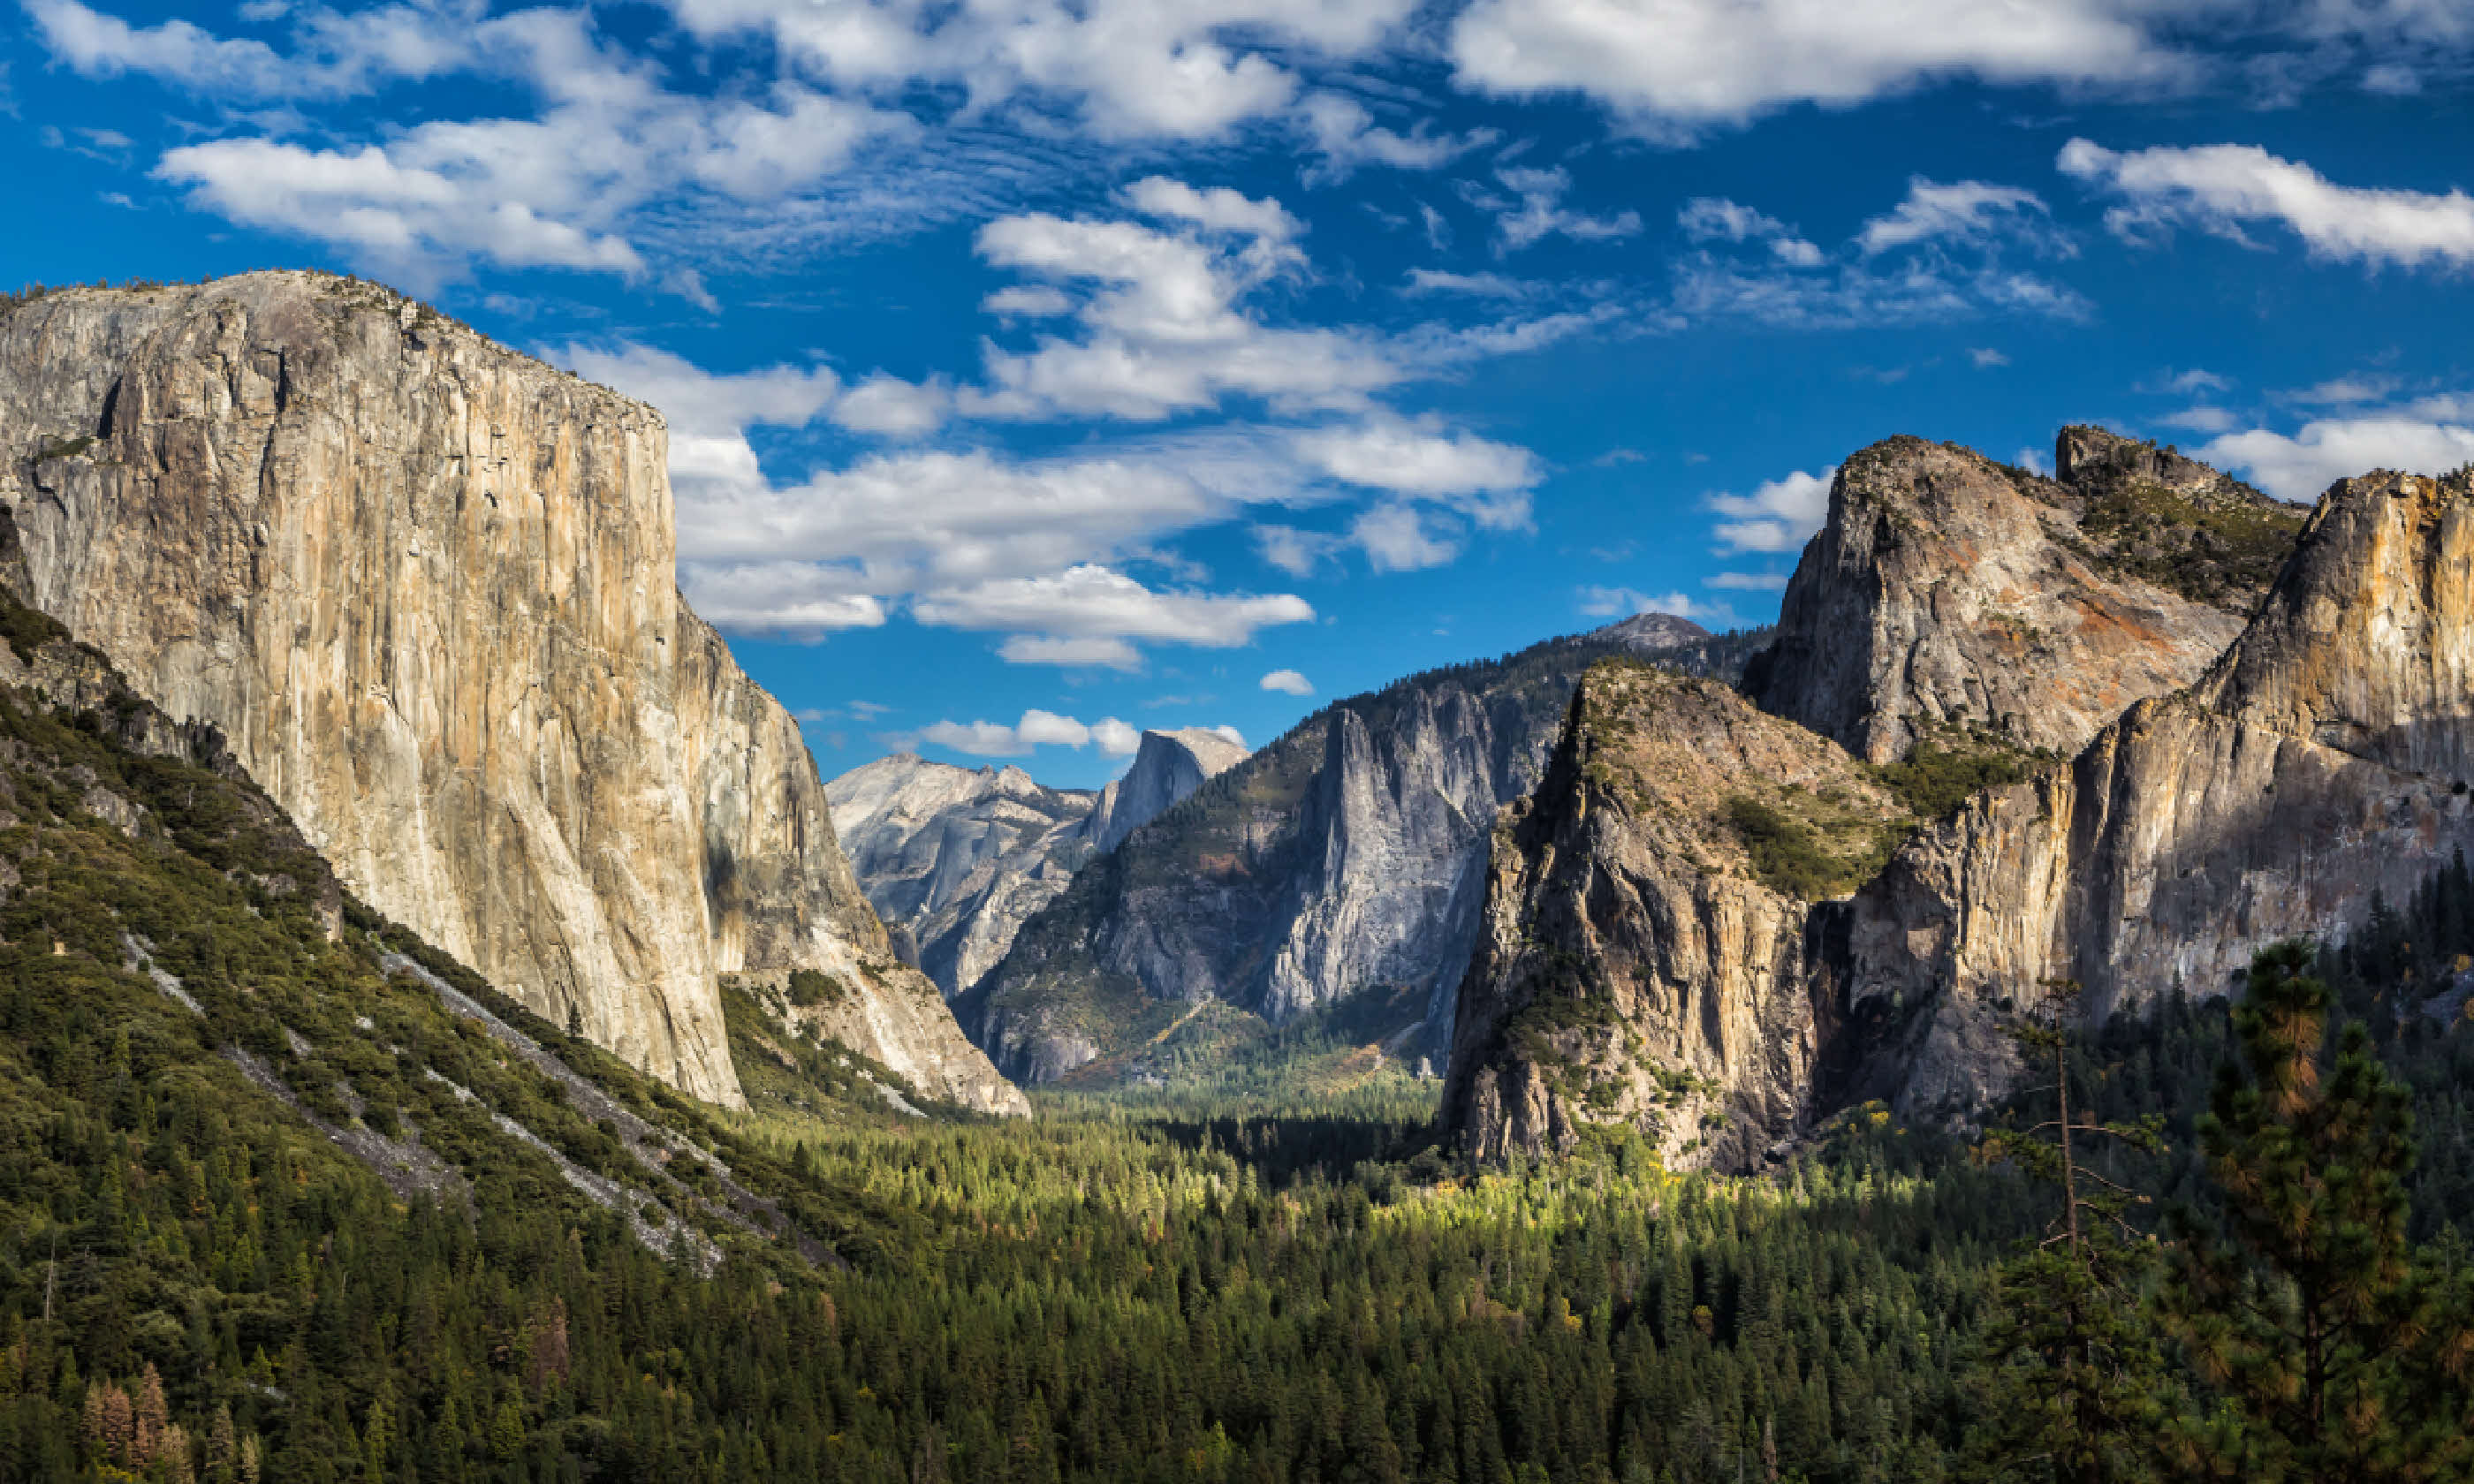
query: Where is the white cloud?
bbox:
[1254,524,1343,577]
[1351,503,1462,572]
[1260,668,1314,695]
[1469,165,1643,253]
[678,563,889,635]
[1709,466,1835,553]
[965,183,1400,421]
[831,373,951,436]
[1290,414,1539,527]
[2150,367,2233,395]
[920,708,1146,757]
[1577,586,1710,620]
[2159,405,2240,433]
[2199,414,2474,502]
[1969,347,2011,367]
[1209,724,1247,747]
[1706,571,1789,591]
[1679,196,1823,265]
[1667,175,2087,329]
[1400,269,1540,298]
[1448,0,2188,132]
[659,0,1414,141]
[1299,92,1493,183]
[2060,138,2474,269]
[2282,375,2395,405]
[109,4,914,287]
[913,564,1316,669]
[1856,178,2064,256]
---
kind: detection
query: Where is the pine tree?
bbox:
[2154,940,2474,1481]
[1968,979,2170,1484]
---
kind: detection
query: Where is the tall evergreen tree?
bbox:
[1968,980,2170,1484]
[2154,941,2474,1482]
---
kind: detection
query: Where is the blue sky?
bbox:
[6,0,2473,788]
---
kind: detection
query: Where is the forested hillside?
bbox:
[3,588,2471,1480]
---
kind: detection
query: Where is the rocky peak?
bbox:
[1744,429,2303,764]
[826,752,1099,1000]
[1083,727,1249,853]
[1443,658,1902,1167]
[1591,611,1711,652]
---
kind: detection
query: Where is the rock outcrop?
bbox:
[964,618,1768,1086]
[1746,430,2302,762]
[1081,727,1249,853]
[0,271,1023,1114]
[1442,662,1905,1168]
[827,753,1099,996]
[1840,466,2474,1117]
[1446,428,2316,1167]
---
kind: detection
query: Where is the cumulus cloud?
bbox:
[965,180,1400,421]
[1448,0,2188,132]
[919,708,1147,757]
[1351,504,1463,572]
[1709,466,1836,553]
[913,564,1316,670]
[1259,668,1314,695]
[2060,138,2474,269]
[2199,414,2474,502]
[1289,414,1539,528]
[658,0,1414,140]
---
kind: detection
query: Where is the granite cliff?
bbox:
[1446,428,2314,1167]
[0,271,1024,1115]
[1840,465,2474,1117]
[962,616,1764,1086]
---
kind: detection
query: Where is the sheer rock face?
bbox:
[1081,728,1249,853]
[963,618,1763,1086]
[1746,431,2301,763]
[1842,469,2474,1116]
[1442,663,1904,1168]
[0,272,1021,1113]
[826,753,1098,997]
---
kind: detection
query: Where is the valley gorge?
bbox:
[954,615,1766,1086]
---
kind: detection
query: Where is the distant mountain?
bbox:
[959,617,1770,1086]
[827,729,1248,998]
[1083,728,1251,853]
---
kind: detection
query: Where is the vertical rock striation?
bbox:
[0,272,1023,1113]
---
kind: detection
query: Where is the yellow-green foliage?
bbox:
[1724,791,1906,900]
